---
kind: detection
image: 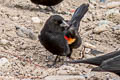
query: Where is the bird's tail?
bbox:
[70,3,89,30]
[65,50,120,66]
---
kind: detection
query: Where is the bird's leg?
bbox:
[81,46,86,58]
[49,6,55,11]
[63,56,70,65]
[47,55,59,67]
[45,6,57,13]
[57,56,61,62]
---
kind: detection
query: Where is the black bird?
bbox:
[92,54,120,76]
[66,50,120,76]
[39,15,70,66]
[30,0,63,11]
[66,50,120,66]
[38,3,89,66]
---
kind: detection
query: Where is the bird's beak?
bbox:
[60,20,69,27]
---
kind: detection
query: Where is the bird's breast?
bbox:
[64,36,76,44]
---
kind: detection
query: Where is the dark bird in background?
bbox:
[66,50,120,66]
[66,50,120,76]
[38,3,89,67]
[30,0,63,11]
[92,53,120,76]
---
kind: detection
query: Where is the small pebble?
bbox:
[32,17,41,23]
[45,75,85,80]
[112,25,120,31]
[83,42,96,49]
[106,2,120,8]
[15,26,37,40]
[93,24,109,34]
[106,9,119,16]
[98,20,111,26]
[0,58,9,67]
[0,39,9,45]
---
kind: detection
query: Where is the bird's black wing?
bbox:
[43,31,70,56]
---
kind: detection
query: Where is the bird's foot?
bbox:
[45,6,58,13]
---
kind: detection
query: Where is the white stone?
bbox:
[106,2,120,8]
[98,20,111,26]
[57,70,68,75]
[106,9,119,16]
[45,75,85,80]
[0,58,9,67]
[32,17,41,23]
[59,65,75,71]
[15,26,37,40]
[93,24,109,34]
[12,17,19,21]
[0,39,9,45]
[83,42,96,49]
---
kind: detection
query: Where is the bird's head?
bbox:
[48,15,69,32]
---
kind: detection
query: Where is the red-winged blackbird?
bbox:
[66,50,120,76]
[39,15,70,66]
[30,0,63,11]
[92,52,120,76]
[38,3,89,67]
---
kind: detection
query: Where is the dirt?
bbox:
[0,0,120,80]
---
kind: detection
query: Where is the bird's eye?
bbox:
[57,20,62,24]
[54,19,62,24]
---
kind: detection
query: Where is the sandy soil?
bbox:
[0,0,120,80]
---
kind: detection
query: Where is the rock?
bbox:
[0,39,9,45]
[15,26,37,40]
[106,2,120,8]
[112,25,120,31]
[112,25,120,34]
[21,78,32,80]
[90,49,104,56]
[84,48,91,54]
[58,65,82,75]
[98,20,111,26]
[106,9,119,16]
[90,0,98,5]
[83,42,96,49]
[113,30,120,35]
[59,65,75,71]
[0,58,9,67]
[45,75,85,80]
[32,17,41,23]
[57,70,68,75]
[0,76,19,80]
[0,0,11,5]
[11,16,19,21]
[89,4,95,9]
[93,24,109,34]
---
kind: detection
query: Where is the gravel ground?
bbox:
[0,0,120,80]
